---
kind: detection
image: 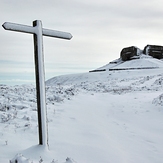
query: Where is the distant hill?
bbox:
[90,54,163,72]
[46,55,163,86]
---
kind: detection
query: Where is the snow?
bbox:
[91,54,163,72]
[110,58,163,70]
[1,58,163,162]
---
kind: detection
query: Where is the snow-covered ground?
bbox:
[90,55,163,72]
[1,58,163,163]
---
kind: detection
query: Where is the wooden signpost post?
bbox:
[2,20,72,146]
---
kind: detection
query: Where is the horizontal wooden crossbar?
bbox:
[2,22,72,40]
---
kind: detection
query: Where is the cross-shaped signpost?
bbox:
[2,20,72,146]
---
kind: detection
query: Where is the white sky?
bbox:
[1,0,163,85]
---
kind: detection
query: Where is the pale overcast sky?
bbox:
[1,0,163,85]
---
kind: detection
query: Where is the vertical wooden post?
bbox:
[33,20,48,146]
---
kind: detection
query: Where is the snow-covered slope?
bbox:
[89,55,163,72]
[111,57,163,70]
[1,58,163,163]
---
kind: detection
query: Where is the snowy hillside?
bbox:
[89,55,163,72]
[1,58,163,163]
